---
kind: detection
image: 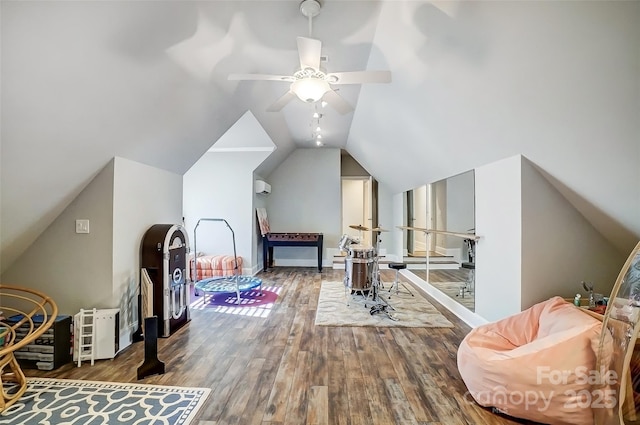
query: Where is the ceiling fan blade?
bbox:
[228,73,295,82]
[327,70,392,85]
[322,90,353,115]
[267,91,297,112]
[297,36,322,71]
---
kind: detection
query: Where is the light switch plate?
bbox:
[76,219,90,234]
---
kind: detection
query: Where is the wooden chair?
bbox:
[0,284,58,412]
[594,241,640,425]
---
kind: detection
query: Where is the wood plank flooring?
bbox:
[410,269,471,282]
[25,267,536,425]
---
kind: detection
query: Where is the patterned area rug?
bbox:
[1,378,210,424]
[315,281,454,327]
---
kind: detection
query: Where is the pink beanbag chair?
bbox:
[458,296,607,425]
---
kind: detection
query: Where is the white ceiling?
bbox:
[2,0,639,272]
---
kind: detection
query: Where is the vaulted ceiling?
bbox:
[2,1,639,272]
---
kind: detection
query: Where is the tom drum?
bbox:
[338,234,359,252]
[348,245,376,260]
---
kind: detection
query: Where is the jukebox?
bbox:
[140,224,190,338]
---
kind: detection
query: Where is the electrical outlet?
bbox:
[76,219,90,234]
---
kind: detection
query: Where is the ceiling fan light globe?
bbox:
[291,78,329,103]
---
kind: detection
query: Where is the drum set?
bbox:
[339,225,397,320]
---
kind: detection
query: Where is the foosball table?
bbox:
[262,233,323,272]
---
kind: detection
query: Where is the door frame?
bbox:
[341,176,378,247]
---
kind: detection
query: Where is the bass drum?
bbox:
[344,257,374,291]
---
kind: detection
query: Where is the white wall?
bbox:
[520,158,622,309]
[203,110,276,274]
[2,157,186,346]
[473,154,625,323]
[2,160,115,315]
[112,157,183,342]
[474,155,523,322]
[349,0,640,256]
[183,151,269,273]
[266,148,341,267]
[253,173,270,274]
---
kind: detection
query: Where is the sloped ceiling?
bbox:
[2,0,639,273]
[348,0,640,254]
[208,110,276,153]
[0,0,382,272]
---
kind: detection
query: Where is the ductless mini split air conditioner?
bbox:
[255,180,271,194]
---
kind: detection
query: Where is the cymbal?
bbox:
[371,227,389,233]
[349,224,370,231]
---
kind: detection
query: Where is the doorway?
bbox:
[406,185,428,256]
[341,177,377,247]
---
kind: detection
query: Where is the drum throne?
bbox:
[387,262,413,298]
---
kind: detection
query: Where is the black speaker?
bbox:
[137,316,165,379]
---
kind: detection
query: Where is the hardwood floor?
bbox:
[25,267,535,425]
[409,268,471,282]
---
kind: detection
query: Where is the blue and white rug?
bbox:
[0,378,210,424]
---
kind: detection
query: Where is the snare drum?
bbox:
[348,245,375,260]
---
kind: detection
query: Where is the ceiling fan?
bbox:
[228,0,391,114]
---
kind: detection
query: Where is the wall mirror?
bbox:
[403,170,476,311]
[405,185,428,257]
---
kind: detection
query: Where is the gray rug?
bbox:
[1,378,210,424]
[315,281,453,327]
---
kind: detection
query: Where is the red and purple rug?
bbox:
[189,285,281,317]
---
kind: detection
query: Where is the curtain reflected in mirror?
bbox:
[406,185,428,256]
[403,170,476,311]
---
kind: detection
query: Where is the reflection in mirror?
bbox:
[405,185,428,257]
[404,170,476,311]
